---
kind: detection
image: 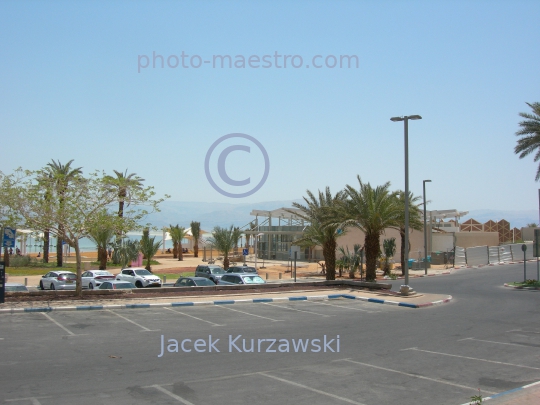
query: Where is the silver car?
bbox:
[39,271,77,290]
[81,270,115,289]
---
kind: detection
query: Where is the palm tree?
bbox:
[207,225,239,270]
[338,176,401,281]
[514,102,540,180]
[44,159,82,267]
[169,224,188,261]
[88,222,115,270]
[290,187,346,280]
[392,191,423,275]
[190,221,201,257]
[139,233,161,272]
[105,169,145,218]
[112,239,140,269]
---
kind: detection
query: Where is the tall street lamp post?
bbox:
[391,114,422,293]
[423,179,431,275]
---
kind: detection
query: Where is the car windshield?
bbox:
[6,285,28,292]
[242,268,256,272]
[196,279,217,286]
[242,276,265,284]
[134,270,152,276]
[210,269,225,274]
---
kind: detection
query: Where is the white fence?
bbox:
[453,243,534,266]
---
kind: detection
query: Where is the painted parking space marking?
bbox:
[5,397,48,404]
[262,302,332,317]
[458,337,533,347]
[216,305,283,322]
[105,310,160,332]
[149,385,195,405]
[163,307,223,327]
[336,358,497,395]
[402,347,540,370]
[309,301,378,313]
[40,312,84,337]
[507,328,540,334]
[258,372,366,405]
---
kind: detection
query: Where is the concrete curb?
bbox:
[503,283,540,290]
[457,379,540,405]
[341,294,453,309]
[0,293,453,314]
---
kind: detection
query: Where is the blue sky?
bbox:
[1,0,539,213]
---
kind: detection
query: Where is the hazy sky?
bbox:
[1,0,539,212]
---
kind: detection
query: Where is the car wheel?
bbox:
[135,281,143,288]
[50,283,55,290]
[89,283,94,290]
[39,281,44,290]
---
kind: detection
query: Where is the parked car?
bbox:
[5,283,29,292]
[194,264,226,284]
[81,270,115,289]
[219,274,266,285]
[39,271,77,290]
[98,280,136,290]
[174,277,218,287]
[226,266,258,274]
[115,268,162,288]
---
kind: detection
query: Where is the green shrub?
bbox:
[9,255,35,267]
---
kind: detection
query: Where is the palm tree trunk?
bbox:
[194,242,199,258]
[365,232,379,281]
[173,242,178,259]
[178,241,183,261]
[56,228,63,267]
[74,241,83,297]
[3,247,9,267]
[323,239,337,280]
[98,246,107,270]
[43,230,49,263]
[223,255,229,270]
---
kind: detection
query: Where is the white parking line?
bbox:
[163,307,223,327]
[458,337,532,347]
[402,347,540,370]
[337,358,497,395]
[507,328,540,334]
[150,385,195,405]
[259,372,366,405]
[310,301,377,313]
[105,310,160,332]
[262,302,332,317]
[5,397,47,404]
[40,312,79,336]
[216,305,283,322]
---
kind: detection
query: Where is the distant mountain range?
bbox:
[144,199,303,230]
[144,202,539,231]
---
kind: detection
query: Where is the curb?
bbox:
[458,379,540,405]
[332,294,452,309]
[0,293,452,314]
[503,283,540,290]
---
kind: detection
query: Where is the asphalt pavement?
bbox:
[1,263,539,405]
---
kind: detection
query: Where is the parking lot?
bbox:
[2,269,540,405]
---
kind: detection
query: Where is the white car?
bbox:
[115,267,162,288]
[81,270,116,289]
[39,271,77,290]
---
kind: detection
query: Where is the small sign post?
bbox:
[242,248,248,265]
[522,244,527,283]
[0,261,5,304]
[535,229,540,282]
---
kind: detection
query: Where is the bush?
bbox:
[9,255,36,267]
